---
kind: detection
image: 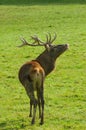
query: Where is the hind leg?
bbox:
[24,82,37,124]
[31,98,37,124]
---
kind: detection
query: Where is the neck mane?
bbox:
[35,50,55,76]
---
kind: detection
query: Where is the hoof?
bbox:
[40,121,44,125]
[29,114,32,117]
[39,115,41,119]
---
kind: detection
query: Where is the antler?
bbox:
[18,33,57,48]
[50,33,57,43]
[46,33,57,45]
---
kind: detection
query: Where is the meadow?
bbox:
[0,0,86,130]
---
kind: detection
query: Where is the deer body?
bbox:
[18,34,68,125]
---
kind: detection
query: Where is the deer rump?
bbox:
[19,61,45,91]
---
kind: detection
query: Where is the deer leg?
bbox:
[24,81,37,124]
[27,91,37,124]
[29,99,32,117]
[31,98,37,124]
[40,88,44,125]
[37,90,41,118]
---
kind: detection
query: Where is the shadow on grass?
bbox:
[0,0,86,5]
[0,122,7,129]
[0,119,28,130]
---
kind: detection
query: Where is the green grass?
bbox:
[0,1,86,130]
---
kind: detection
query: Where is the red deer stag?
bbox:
[18,33,68,125]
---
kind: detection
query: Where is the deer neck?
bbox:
[36,51,55,76]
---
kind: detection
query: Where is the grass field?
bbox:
[0,1,86,130]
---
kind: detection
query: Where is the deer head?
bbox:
[18,33,69,75]
[18,33,68,54]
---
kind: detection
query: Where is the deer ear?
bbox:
[45,44,50,51]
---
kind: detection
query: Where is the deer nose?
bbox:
[65,44,69,49]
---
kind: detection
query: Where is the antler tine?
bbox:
[17,37,30,47]
[48,33,52,43]
[31,35,39,44]
[45,33,56,45]
[31,35,41,44]
[46,34,49,43]
[51,33,57,43]
[31,35,45,45]
[18,36,42,47]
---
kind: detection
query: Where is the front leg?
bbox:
[29,99,32,117]
[40,87,44,125]
[37,89,41,118]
